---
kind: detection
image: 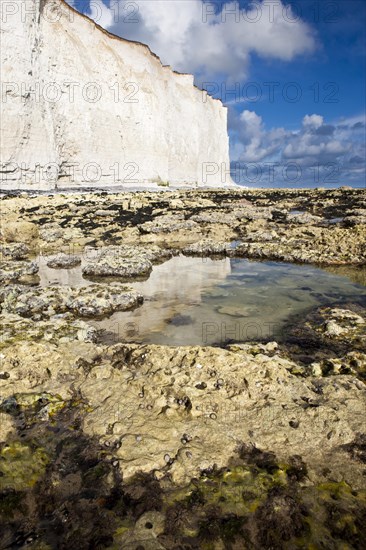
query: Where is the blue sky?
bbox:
[68,1,365,187]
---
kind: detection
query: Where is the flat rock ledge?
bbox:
[46,253,82,269]
[0,338,365,548]
[0,188,365,549]
[0,284,143,319]
[82,245,174,280]
[1,188,365,265]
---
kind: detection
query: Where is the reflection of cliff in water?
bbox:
[93,256,232,345]
[36,253,366,347]
[94,257,366,347]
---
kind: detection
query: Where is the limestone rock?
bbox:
[183,239,229,256]
[46,254,81,269]
[0,284,143,319]
[1,0,232,189]
[82,245,171,279]
[0,260,39,284]
[0,243,30,260]
[287,212,323,224]
[0,314,98,348]
[0,340,365,491]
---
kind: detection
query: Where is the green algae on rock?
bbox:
[0,188,365,549]
[1,393,365,550]
[2,188,365,265]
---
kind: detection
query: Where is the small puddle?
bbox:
[35,253,366,347]
[288,209,304,215]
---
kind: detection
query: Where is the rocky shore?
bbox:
[0,188,365,549]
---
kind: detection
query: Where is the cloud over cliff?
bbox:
[76,0,316,82]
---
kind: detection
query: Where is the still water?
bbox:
[38,253,366,346]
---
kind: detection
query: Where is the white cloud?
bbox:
[231,110,365,185]
[76,0,316,82]
[283,138,349,159]
[240,110,263,137]
[233,110,356,167]
[235,110,280,162]
[302,114,324,130]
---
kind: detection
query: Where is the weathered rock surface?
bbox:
[0,188,365,549]
[1,188,364,264]
[287,212,323,224]
[0,283,143,318]
[183,239,229,256]
[233,225,366,265]
[0,335,365,548]
[82,245,172,279]
[0,313,98,348]
[282,304,366,381]
[0,243,30,260]
[46,253,81,269]
[0,260,39,284]
[0,339,364,487]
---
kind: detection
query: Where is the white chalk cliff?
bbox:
[0,0,233,189]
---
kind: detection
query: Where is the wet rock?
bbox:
[0,441,49,490]
[344,208,366,227]
[0,284,143,319]
[140,214,199,234]
[245,229,278,242]
[82,245,171,280]
[46,254,81,269]
[95,209,114,217]
[341,434,366,463]
[233,225,366,265]
[190,211,237,225]
[65,285,143,317]
[167,314,193,326]
[0,243,30,260]
[0,314,98,348]
[233,206,273,221]
[0,188,366,548]
[227,341,279,356]
[282,303,366,380]
[39,224,64,242]
[287,212,323,224]
[0,260,39,284]
[183,239,228,256]
[0,330,365,548]
[322,308,365,339]
[216,305,251,318]
[324,319,346,337]
[2,188,365,266]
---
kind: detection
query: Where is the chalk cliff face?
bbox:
[0,0,233,189]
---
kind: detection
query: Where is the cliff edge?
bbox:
[0,0,234,190]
